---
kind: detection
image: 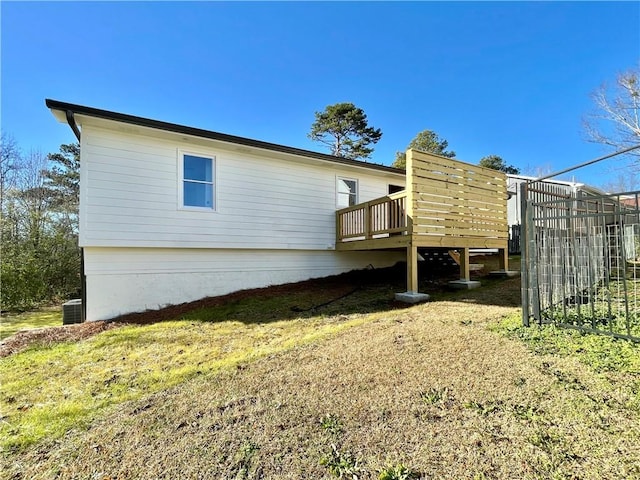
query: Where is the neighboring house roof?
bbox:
[506,173,605,196]
[506,173,579,185]
[45,99,405,176]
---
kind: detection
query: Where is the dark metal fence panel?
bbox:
[508,225,521,254]
[522,188,640,341]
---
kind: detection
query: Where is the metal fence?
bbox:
[521,183,640,341]
[508,225,521,254]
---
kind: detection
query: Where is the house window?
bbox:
[337,177,358,208]
[181,153,215,209]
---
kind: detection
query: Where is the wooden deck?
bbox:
[336,191,410,250]
[335,149,510,294]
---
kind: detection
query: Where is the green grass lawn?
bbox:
[1,271,639,480]
[491,314,640,375]
[0,314,384,452]
[0,309,62,339]
[0,278,404,453]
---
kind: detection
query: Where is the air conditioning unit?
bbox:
[62,299,84,324]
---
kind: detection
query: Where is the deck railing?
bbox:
[336,191,408,242]
[335,150,508,249]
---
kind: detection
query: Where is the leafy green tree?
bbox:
[0,143,81,310]
[478,155,520,174]
[1,150,53,309]
[308,102,382,160]
[44,142,80,232]
[392,130,455,169]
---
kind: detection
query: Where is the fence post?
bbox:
[520,182,530,327]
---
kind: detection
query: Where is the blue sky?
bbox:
[1,1,639,188]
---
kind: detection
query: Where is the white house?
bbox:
[506,174,583,227]
[47,100,407,321]
[506,175,604,224]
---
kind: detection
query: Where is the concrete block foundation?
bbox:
[448,280,481,290]
[395,291,430,304]
[489,270,520,278]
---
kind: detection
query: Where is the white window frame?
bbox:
[177,149,217,211]
[336,176,358,208]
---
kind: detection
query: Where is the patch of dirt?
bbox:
[0,321,124,358]
[110,271,374,325]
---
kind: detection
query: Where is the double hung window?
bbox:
[337,177,358,208]
[181,152,215,209]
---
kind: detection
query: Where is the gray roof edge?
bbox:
[45,99,405,176]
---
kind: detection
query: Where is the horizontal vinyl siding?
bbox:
[84,247,405,320]
[80,126,402,249]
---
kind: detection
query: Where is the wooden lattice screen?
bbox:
[406,149,508,248]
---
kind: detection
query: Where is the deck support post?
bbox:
[498,248,508,271]
[460,247,470,281]
[395,244,430,303]
[449,247,481,289]
[407,245,418,293]
[394,148,428,304]
[490,247,520,278]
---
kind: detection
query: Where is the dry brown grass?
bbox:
[2,264,639,479]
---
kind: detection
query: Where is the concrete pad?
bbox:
[448,280,481,290]
[489,270,520,278]
[395,292,430,304]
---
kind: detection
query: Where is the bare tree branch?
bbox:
[0,132,22,211]
[584,66,640,159]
